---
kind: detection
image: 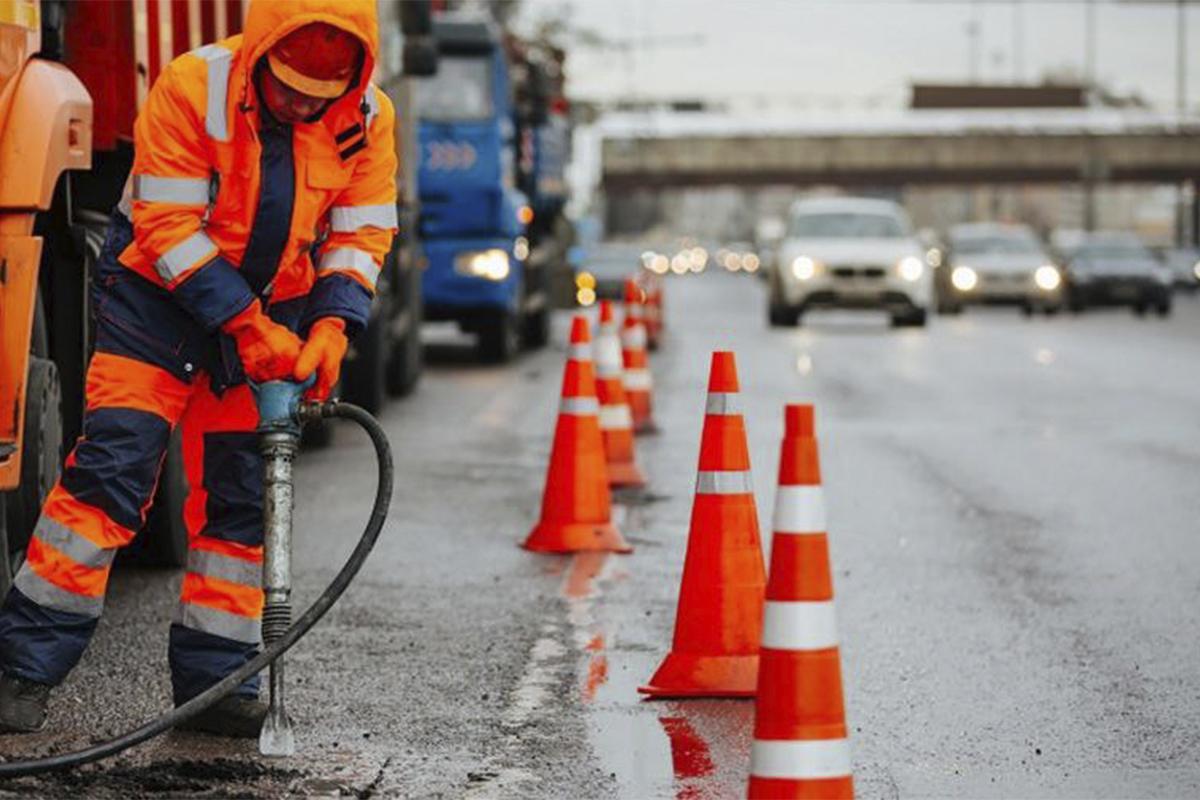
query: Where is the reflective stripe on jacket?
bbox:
[118,0,398,334]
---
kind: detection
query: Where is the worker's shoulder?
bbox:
[366,83,396,128]
[162,34,245,89]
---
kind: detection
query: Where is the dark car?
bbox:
[1162,247,1200,293]
[1060,232,1172,317]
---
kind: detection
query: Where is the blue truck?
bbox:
[414,16,570,362]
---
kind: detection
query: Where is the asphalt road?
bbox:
[2,272,1199,798]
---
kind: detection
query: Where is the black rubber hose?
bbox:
[0,402,392,779]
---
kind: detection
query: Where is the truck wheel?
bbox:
[343,310,388,415]
[386,320,423,397]
[479,310,519,363]
[521,306,550,349]
[130,430,188,568]
[4,358,63,556]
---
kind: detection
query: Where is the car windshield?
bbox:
[952,234,1042,256]
[415,56,493,121]
[1074,241,1152,262]
[789,212,907,239]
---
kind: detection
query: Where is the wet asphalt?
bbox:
[2,271,1199,798]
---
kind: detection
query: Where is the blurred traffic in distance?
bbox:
[558,1,1198,331]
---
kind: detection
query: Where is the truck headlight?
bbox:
[1034,265,1062,291]
[791,255,820,280]
[455,249,511,281]
[897,256,924,282]
[951,266,978,291]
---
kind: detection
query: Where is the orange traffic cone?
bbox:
[523,316,632,554]
[639,351,765,697]
[622,278,658,434]
[748,405,853,799]
[595,300,646,489]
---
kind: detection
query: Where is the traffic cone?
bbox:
[523,316,632,554]
[748,405,853,799]
[595,300,646,489]
[639,351,765,697]
[622,278,658,434]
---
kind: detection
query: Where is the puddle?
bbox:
[558,551,726,799]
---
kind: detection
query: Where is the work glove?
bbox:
[293,317,348,401]
[222,301,303,383]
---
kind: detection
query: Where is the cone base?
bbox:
[522,520,633,554]
[606,460,647,488]
[748,776,854,799]
[638,651,759,698]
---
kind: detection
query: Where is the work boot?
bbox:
[178,695,268,739]
[0,673,51,733]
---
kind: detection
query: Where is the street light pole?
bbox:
[1178,0,1190,246]
[1083,0,1098,100]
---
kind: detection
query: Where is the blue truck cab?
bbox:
[415,17,547,362]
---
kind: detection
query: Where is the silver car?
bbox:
[939,223,1064,316]
[769,197,932,327]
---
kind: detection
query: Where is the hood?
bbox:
[1070,256,1159,277]
[781,238,919,267]
[238,0,378,114]
[951,252,1048,274]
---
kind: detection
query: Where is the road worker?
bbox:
[0,0,397,736]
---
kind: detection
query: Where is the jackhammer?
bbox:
[0,380,393,777]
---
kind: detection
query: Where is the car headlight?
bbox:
[951,265,978,291]
[897,255,924,282]
[1034,265,1062,291]
[455,249,511,281]
[791,255,820,280]
[1192,260,1200,281]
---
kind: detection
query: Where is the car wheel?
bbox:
[768,301,797,327]
[1021,303,1035,317]
[1044,305,1061,317]
[1132,304,1147,317]
[1156,301,1171,318]
[892,308,927,328]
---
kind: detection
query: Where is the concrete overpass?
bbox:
[597,109,1200,242]
[599,110,1200,189]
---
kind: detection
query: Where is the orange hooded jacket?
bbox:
[118,0,398,334]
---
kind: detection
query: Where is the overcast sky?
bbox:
[513,1,1198,114]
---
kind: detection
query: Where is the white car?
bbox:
[768,197,932,327]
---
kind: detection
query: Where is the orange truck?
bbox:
[1,0,256,593]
